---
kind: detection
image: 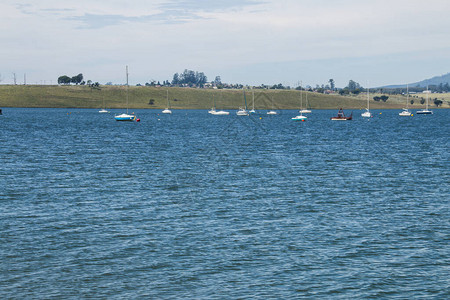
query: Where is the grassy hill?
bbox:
[0,85,448,109]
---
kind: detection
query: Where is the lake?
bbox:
[0,108,448,298]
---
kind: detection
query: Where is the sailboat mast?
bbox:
[406,84,409,108]
[252,90,255,110]
[426,85,429,110]
[126,66,129,114]
[167,89,170,108]
[300,81,303,109]
[243,89,247,110]
[367,85,370,110]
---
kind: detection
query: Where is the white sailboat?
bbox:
[361,84,372,118]
[298,83,311,113]
[399,84,412,116]
[99,97,109,113]
[209,95,229,115]
[416,86,433,115]
[292,84,307,120]
[236,90,249,116]
[115,66,137,121]
[267,96,277,115]
[249,90,256,113]
[162,90,172,114]
[299,85,311,113]
[208,95,216,114]
[292,113,307,121]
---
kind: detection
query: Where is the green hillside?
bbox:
[0,85,448,109]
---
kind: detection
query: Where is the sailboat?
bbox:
[162,90,172,114]
[299,86,311,113]
[399,84,412,116]
[99,97,109,113]
[267,96,277,115]
[249,90,256,113]
[236,90,249,116]
[292,86,307,120]
[361,85,372,118]
[209,95,229,115]
[115,66,137,121]
[416,86,433,115]
[208,95,216,114]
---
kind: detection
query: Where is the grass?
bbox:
[0,85,449,109]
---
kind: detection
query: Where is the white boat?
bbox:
[299,108,311,113]
[249,90,256,113]
[416,87,433,115]
[209,95,229,115]
[99,98,109,113]
[212,110,230,115]
[399,84,412,116]
[361,84,372,118]
[237,108,249,116]
[162,90,172,114]
[292,114,307,121]
[299,82,311,113]
[115,66,137,122]
[236,90,249,116]
[267,96,277,115]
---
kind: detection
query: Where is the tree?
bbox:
[214,76,222,85]
[172,73,179,85]
[434,99,443,107]
[71,73,83,85]
[348,80,357,91]
[58,75,71,85]
[380,95,389,102]
[195,72,207,87]
[329,79,335,90]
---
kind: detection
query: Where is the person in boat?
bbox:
[337,108,344,117]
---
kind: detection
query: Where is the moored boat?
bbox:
[292,114,307,121]
[331,108,352,121]
[115,66,138,121]
[115,113,136,121]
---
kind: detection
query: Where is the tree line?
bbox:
[57,73,99,88]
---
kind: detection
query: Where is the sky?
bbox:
[1,0,450,88]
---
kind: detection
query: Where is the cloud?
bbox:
[1,0,450,86]
[63,0,266,28]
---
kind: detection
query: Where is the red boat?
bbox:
[331,108,352,121]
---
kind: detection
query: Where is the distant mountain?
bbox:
[381,73,450,89]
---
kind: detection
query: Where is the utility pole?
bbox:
[24,73,26,85]
[13,73,17,85]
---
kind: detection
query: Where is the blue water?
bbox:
[1,108,449,299]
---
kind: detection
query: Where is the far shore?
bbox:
[1,85,449,110]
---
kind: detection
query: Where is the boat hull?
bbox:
[212,111,230,115]
[416,110,433,115]
[292,115,307,121]
[236,109,249,116]
[331,108,352,120]
[331,117,352,121]
[361,110,372,118]
[399,110,412,116]
[115,114,136,121]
